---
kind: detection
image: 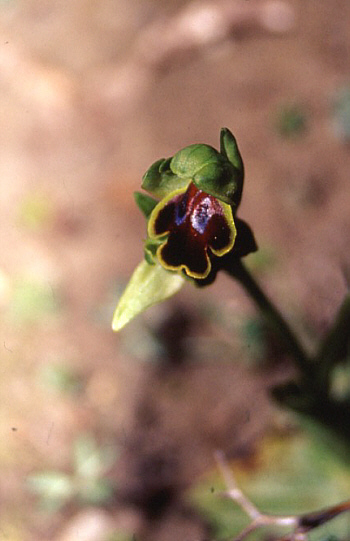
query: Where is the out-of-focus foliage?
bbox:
[333,85,350,142]
[27,433,118,512]
[330,362,350,401]
[275,103,307,138]
[38,362,83,395]
[241,316,268,361]
[190,432,350,540]
[17,191,54,231]
[105,533,135,541]
[9,277,60,325]
[245,247,277,274]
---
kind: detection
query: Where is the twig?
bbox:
[215,450,350,541]
[215,450,261,520]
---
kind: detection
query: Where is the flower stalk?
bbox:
[226,260,310,374]
[112,127,350,447]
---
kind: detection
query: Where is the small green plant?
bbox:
[9,276,60,325]
[112,128,350,540]
[27,433,117,511]
[275,103,307,138]
[38,362,83,395]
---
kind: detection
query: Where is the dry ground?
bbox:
[1,1,350,539]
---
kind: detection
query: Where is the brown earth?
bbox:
[1,1,350,539]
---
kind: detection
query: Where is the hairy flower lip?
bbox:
[147,182,236,279]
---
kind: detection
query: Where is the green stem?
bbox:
[226,260,350,450]
[226,260,310,374]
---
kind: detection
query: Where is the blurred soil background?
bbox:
[1,0,350,540]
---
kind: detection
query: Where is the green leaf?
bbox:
[112,260,185,331]
[27,471,74,502]
[74,434,103,478]
[190,432,350,540]
[10,277,59,324]
[77,478,114,505]
[73,434,117,479]
[144,235,167,265]
[134,192,158,219]
[39,362,82,395]
[275,104,307,138]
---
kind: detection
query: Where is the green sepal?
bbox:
[220,127,244,206]
[159,157,172,173]
[134,192,158,219]
[142,129,245,208]
[112,260,185,331]
[171,143,239,206]
[142,158,190,199]
[193,160,240,208]
[170,144,223,179]
[220,128,244,176]
[144,235,167,265]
